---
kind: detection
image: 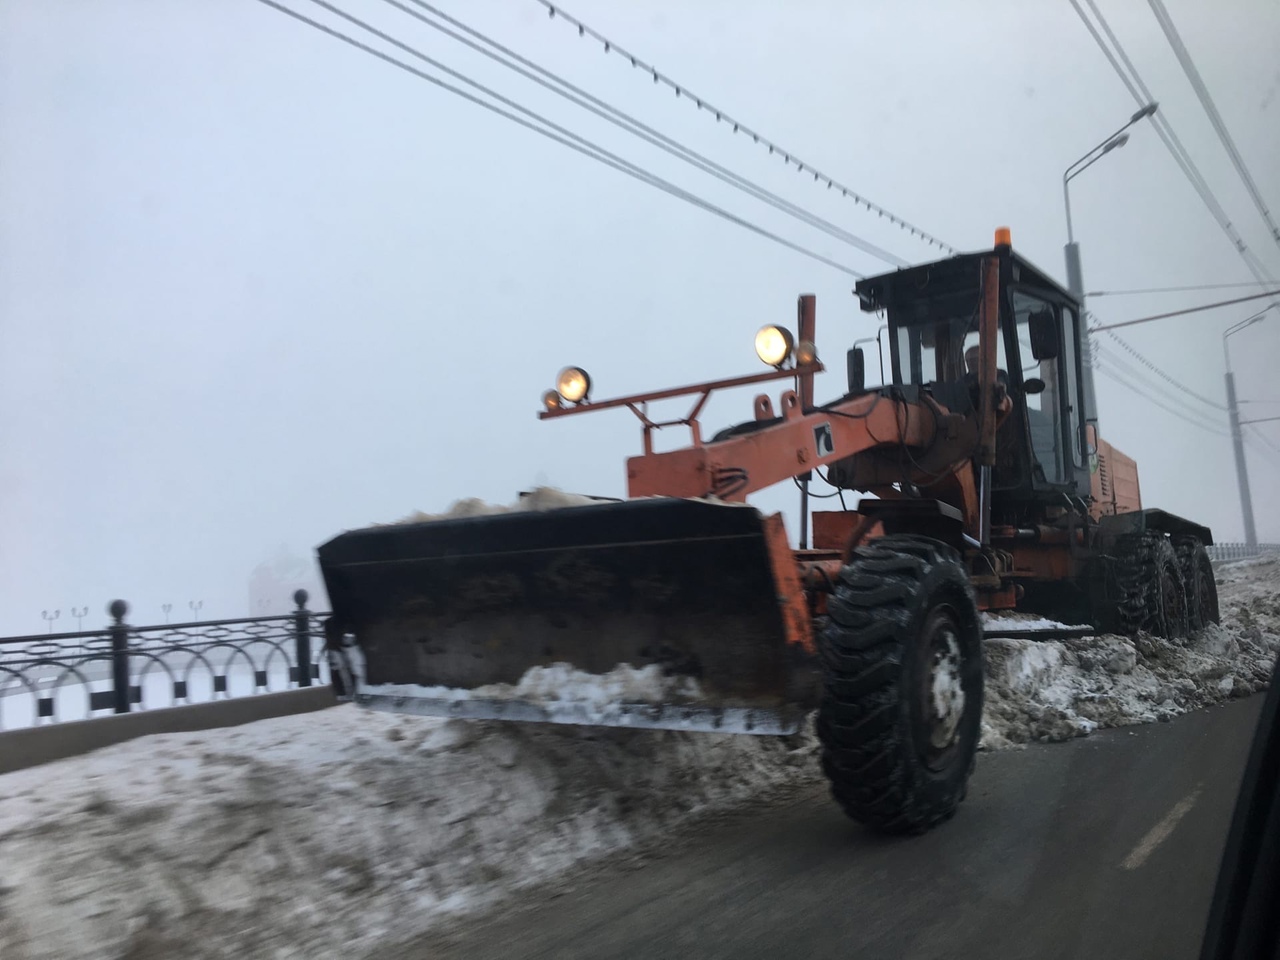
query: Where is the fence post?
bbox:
[108,599,130,714]
[293,589,312,687]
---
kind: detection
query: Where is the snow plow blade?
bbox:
[317,498,817,735]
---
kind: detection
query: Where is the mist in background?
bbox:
[2,0,1278,634]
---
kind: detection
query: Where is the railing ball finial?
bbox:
[293,588,309,609]
[109,599,128,623]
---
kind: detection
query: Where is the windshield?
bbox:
[892,301,1010,387]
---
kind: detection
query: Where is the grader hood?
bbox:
[318,498,817,735]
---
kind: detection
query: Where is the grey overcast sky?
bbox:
[2,0,1279,633]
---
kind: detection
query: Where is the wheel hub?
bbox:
[927,623,966,754]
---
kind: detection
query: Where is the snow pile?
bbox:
[0,708,817,960]
[384,486,607,525]
[980,557,1280,749]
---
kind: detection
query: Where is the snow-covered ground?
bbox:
[0,705,816,960]
[982,555,1280,748]
[0,554,1276,959]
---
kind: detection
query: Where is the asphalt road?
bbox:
[394,696,1263,960]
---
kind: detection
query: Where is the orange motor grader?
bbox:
[318,229,1218,833]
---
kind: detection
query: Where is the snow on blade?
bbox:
[376,486,757,526]
[381,486,607,525]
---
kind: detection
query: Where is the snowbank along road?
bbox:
[0,556,1276,959]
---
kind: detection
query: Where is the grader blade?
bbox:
[318,498,817,735]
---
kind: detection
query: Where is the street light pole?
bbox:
[1063,102,1158,427]
[1223,305,1277,548]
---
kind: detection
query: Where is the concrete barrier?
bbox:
[0,685,338,776]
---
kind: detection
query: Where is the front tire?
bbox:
[816,535,984,835]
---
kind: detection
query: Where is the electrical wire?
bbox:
[1069,0,1278,288]
[1094,354,1229,437]
[816,468,849,510]
[382,0,909,267]
[822,391,884,422]
[1089,290,1280,332]
[890,397,957,487]
[1098,327,1226,410]
[1146,0,1280,249]
[1094,349,1229,434]
[1092,343,1229,432]
[1089,281,1280,296]
[1246,424,1280,454]
[1243,426,1280,470]
[794,475,842,498]
[254,0,864,277]
[533,0,958,254]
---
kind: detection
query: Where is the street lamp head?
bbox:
[1224,303,1279,342]
[1131,102,1159,123]
[1244,303,1280,324]
[1102,133,1130,155]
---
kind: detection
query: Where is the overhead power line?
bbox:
[1089,281,1280,297]
[253,0,864,277]
[1094,358,1229,437]
[533,0,958,254]
[1244,425,1280,469]
[1089,290,1280,332]
[1099,327,1225,410]
[1248,424,1280,452]
[1069,0,1278,288]
[1093,344,1230,434]
[380,0,909,267]
[1146,0,1280,250]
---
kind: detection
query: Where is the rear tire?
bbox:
[816,535,983,835]
[1112,533,1188,639]
[1174,536,1219,631]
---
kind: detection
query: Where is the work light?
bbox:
[755,325,794,367]
[556,366,592,403]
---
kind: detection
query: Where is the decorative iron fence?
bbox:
[1208,543,1280,562]
[0,591,331,730]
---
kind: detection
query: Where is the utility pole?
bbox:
[1224,370,1257,547]
[1223,305,1276,548]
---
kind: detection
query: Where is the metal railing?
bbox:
[1208,542,1280,562]
[0,591,330,730]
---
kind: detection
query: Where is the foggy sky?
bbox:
[2,0,1278,634]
